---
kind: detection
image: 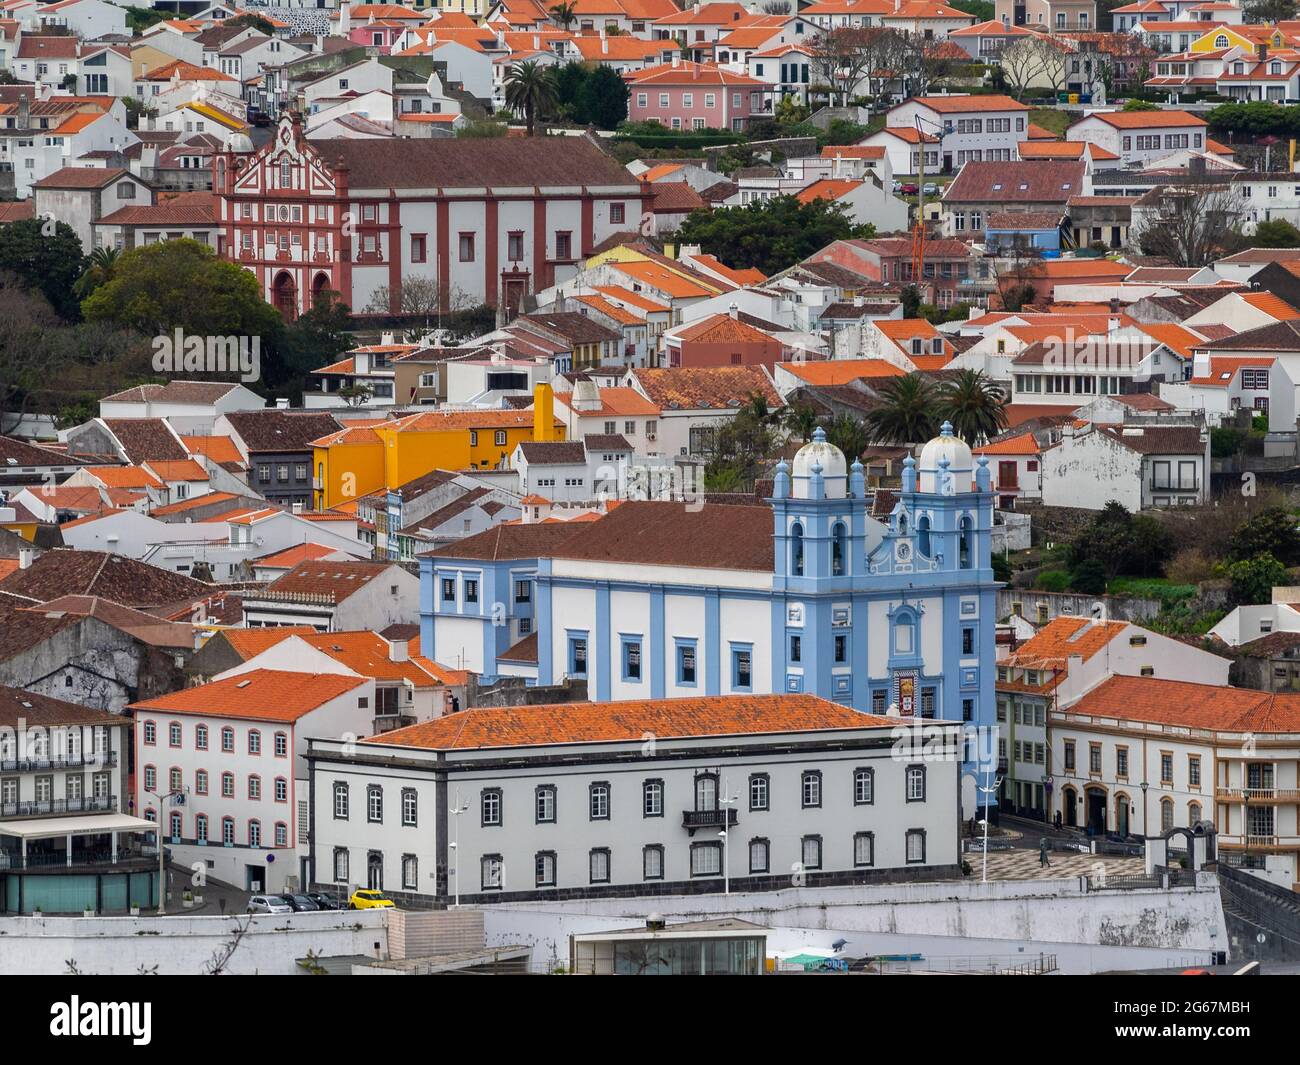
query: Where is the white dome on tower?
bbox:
[224,130,254,154]
[791,426,847,499]
[917,421,973,495]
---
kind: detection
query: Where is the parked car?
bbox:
[900,183,919,195]
[285,894,321,912]
[305,892,340,910]
[349,889,395,910]
[922,183,938,196]
[892,180,903,193]
[247,894,294,915]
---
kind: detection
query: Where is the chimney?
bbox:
[17,93,29,130]
[1258,42,1268,62]
[388,638,409,663]
[729,302,738,319]
[292,502,303,514]
[854,294,865,308]
[339,0,351,36]
[1108,296,1119,314]
[533,381,558,441]
[17,547,33,570]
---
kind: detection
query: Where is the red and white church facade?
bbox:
[213,114,650,320]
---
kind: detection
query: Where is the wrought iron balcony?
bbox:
[682,807,738,834]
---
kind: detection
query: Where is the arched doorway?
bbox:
[1115,792,1130,838]
[1062,786,1077,828]
[272,271,297,321]
[1085,785,1107,835]
[312,271,331,306]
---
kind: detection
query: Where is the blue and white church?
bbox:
[420,424,999,805]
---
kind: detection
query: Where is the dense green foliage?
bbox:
[673,196,874,275]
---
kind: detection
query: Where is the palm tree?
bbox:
[741,390,776,425]
[549,1,577,29]
[863,373,940,445]
[940,369,1008,446]
[783,402,820,443]
[74,245,120,299]
[503,60,558,137]
[825,412,870,463]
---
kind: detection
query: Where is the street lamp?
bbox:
[979,774,1002,883]
[1140,780,1149,838]
[718,778,738,895]
[449,789,470,908]
[145,786,187,916]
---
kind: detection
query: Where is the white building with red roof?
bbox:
[308,692,963,906]
[886,94,1032,171]
[130,669,378,893]
[1067,107,1208,166]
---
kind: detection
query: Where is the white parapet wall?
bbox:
[482,873,1228,975]
[0,911,389,976]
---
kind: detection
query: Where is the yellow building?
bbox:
[1191,25,1284,53]
[311,384,564,509]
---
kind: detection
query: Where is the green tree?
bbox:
[0,217,86,320]
[1229,553,1288,606]
[74,245,120,301]
[783,402,820,442]
[456,118,509,138]
[863,373,940,445]
[1066,501,1174,582]
[225,13,274,33]
[1069,558,1107,595]
[549,1,577,28]
[951,0,994,18]
[938,369,1007,446]
[503,60,558,137]
[576,64,629,129]
[1251,218,1300,248]
[673,195,874,275]
[1229,506,1300,566]
[702,405,777,492]
[1121,99,1159,111]
[266,290,355,396]
[1243,0,1297,22]
[825,411,870,462]
[81,238,281,340]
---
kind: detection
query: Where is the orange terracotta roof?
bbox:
[85,465,163,490]
[1066,674,1300,733]
[611,260,720,299]
[364,693,896,750]
[254,543,344,569]
[149,491,237,516]
[974,430,1041,456]
[688,253,766,286]
[572,293,642,325]
[1241,291,1300,321]
[144,458,207,481]
[129,669,367,721]
[593,285,671,313]
[219,626,319,661]
[1135,322,1205,360]
[1082,109,1206,129]
[674,313,779,344]
[779,359,906,384]
[181,435,243,464]
[796,178,862,205]
[554,386,660,417]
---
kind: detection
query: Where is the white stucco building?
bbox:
[306,694,964,904]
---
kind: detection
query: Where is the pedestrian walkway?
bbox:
[968,847,1146,882]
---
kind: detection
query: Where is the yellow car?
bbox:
[349,889,395,910]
